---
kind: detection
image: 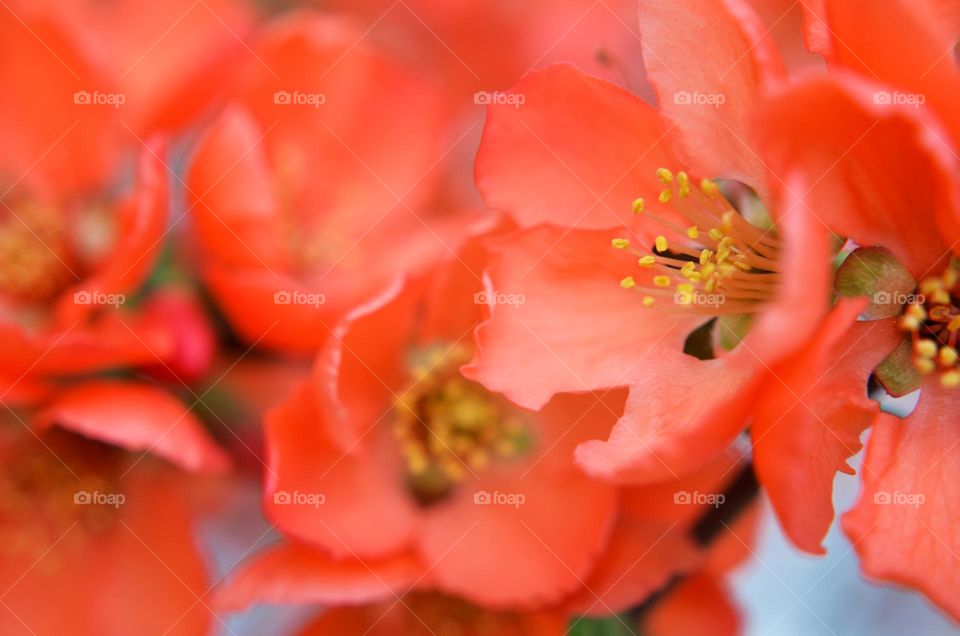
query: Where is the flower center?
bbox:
[0,432,124,566]
[899,265,960,387]
[614,169,781,315]
[392,345,529,504]
[0,198,75,303]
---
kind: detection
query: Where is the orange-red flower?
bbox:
[464,0,891,559]
[0,386,228,635]
[185,10,476,354]
[752,48,960,621]
[215,225,754,619]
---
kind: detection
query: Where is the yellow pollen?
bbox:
[620,276,636,289]
[632,198,645,214]
[655,236,669,253]
[677,172,691,198]
[654,275,671,287]
[612,238,630,249]
[686,225,699,239]
[915,340,938,358]
[915,357,936,375]
[708,228,724,241]
[659,188,673,204]
[638,255,656,267]
[676,283,694,294]
[701,179,720,198]
[942,370,960,387]
[939,346,958,367]
[656,168,674,183]
[699,249,712,265]
[642,296,655,307]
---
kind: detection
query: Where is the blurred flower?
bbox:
[214,223,754,621]
[0,394,227,635]
[186,10,476,353]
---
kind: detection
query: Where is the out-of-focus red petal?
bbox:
[641,572,741,636]
[215,543,423,612]
[474,64,676,232]
[35,380,229,474]
[637,0,786,195]
[56,138,170,324]
[263,384,419,560]
[418,459,618,608]
[842,387,960,622]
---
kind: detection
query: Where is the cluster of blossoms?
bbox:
[0,0,957,634]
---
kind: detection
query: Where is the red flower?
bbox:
[754,62,960,617]
[215,225,754,616]
[0,385,228,635]
[186,11,474,353]
[464,0,886,557]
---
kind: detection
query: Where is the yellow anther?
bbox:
[915,357,936,375]
[686,225,699,239]
[620,276,636,289]
[638,255,656,267]
[701,179,720,198]
[906,303,927,321]
[654,275,671,287]
[677,172,691,198]
[708,228,724,241]
[681,261,695,274]
[659,188,673,204]
[612,238,630,249]
[656,168,674,183]
[655,236,669,253]
[676,283,694,294]
[642,296,656,307]
[705,278,717,293]
[939,346,958,367]
[944,269,958,288]
[700,263,717,278]
[932,289,951,305]
[901,315,921,331]
[942,370,960,387]
[699,249,712,265]
[681,270,702,282]
[919,278,943,295]
[718,236,735,249]
[915,339,938,358]
[632,198,645,214]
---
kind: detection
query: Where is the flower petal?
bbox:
[637,0,786,194]
[474,64,676,231]
[842,386,960,622]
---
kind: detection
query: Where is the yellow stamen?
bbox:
[686,225,699,239]
[638,255,656,267]
[656,168,674,183]
[655,236,669,253]
[642,296,655,307]
[653,276,671,287]
[612,238,630,249]
[659,188,672,204]
[620,276,636,289]
[632,198,645,214]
